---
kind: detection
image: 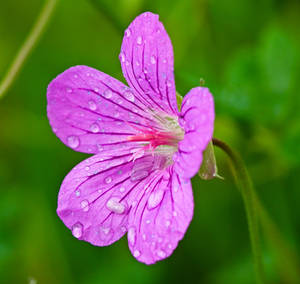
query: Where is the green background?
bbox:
[0,0,300,283]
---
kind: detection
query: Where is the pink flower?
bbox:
[47,12,214,264]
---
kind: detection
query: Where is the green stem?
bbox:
[0,0,59,100]
[212,138,265,284]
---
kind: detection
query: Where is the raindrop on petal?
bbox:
[88,100,97,111]
[104,89,113,99]
[90,123,99,133]
[148,189,164,209]
[133,250,140,257]
[105,176,112,184]
[67,135,80,149]
[128,227,136,246]
[157,250,166,258]
[80,200,89,212]
[106,197,126,214]
[124,90,135,102]
[136,36,142,45]
[72,222,83,238]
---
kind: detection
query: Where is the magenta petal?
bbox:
[120,12,178,116]
[174,87,215,178]
[127,166,193,264]
[47,65,159,154]
[57,151,135,246]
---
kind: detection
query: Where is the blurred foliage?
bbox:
[0,0,300,283]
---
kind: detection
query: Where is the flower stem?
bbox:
[212,138,265,284]
[0,0,59,100]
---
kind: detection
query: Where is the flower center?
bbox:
[127,114,184,156]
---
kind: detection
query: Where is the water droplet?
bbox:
[136,36,142,45]
[131,170,149,181]
[125,29,131,37]
[105,176,112,184]
[165,220,171,228]
[90,123,99,133]
[106,197,126,214]
[88,100,97,111]
[66,87,72,93]
[148,189,164,209]
[146,219,151,224]
[173,211,177,217]
[133,250,140,257]
[124,90,135,102]
[80,200,89,212]
[85,166,90,171]
[75,190,80,197]
[114,111,120,118]
[125,61,130,66]
[101,227,111,235]
[94,87,99,92]
[121,226,126,232]
[120,186,125,193]
[128,227,136,246]
[150,56,156,64]
[157,250,166,258]
[120,52,125,63]
[72,222,83,238]
[74,74,78,78]
[67,136,80,149]
[166,81,172,87]
[163,59,167,64]
[98,189,102,194]
[142,234,146,240]
[168,243,172,249]
[104,89,112,99]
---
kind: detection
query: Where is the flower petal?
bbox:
[57,149,169,246]
[127,166,193,264]
[174,87,215,178]
[47,65,160,154]
[120,12,178,116]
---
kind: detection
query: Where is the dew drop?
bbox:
[85,166,90,171]
[67,135,80,149]
[133,250,140,257]
[130,170,149,181]
[148,189,164,209]
[75,190,80,197]
[104,89,113,99]
[74,74,78,78]
[88,100,97,111]
[98,189,103,194]
[105,176,112,184]
[120,52,125,63]
[146,219,151,224]
[142,234,146,240]
[128,227,136,246]
[136,36,142,45]
[165,220,171,228]
[90,123,99,133]
[101,227,111,235]
[121,226,127,232]
[72,222,83,238]
[125,29,131,37]
[124,90,135,102]
[166,81,172,87]
[150,56,156,64]
[114,112,120,118]
[168,243,172,249]
[106,197,126,214]
[80,200,89,212]
[119,186,125,193]
[66,87,72,93]
[173,211,177,217]
[163,59,167,64]
[157,250,166,258]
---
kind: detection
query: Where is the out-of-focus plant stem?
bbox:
[212,138,265,284]
[213,138,300,284]
[0,0,59,100]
